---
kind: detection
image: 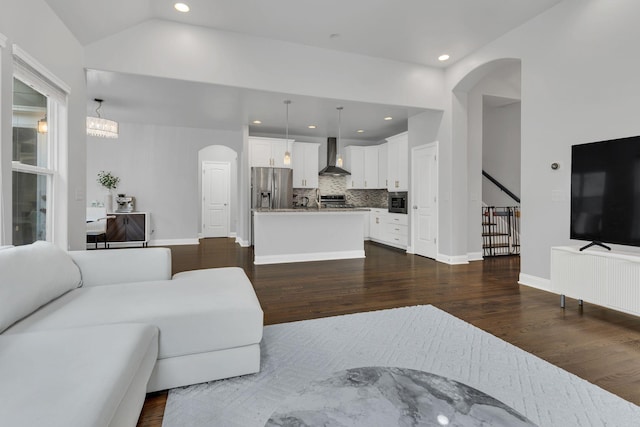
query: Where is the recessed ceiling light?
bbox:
[384,116,393,121]
[252,120,262,125]
[174,3,190,13]
[357,129,364,133]
[308,125,317,129]
[438,54,450,61]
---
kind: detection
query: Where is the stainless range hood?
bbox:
[319,137,351,176]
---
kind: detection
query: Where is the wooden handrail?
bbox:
[482,170,520,204]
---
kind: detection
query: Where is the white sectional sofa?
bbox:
[0,241,264,427]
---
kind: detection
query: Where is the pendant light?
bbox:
[336,106,344,167]
[283,100,292,165]
[87,98,119,139]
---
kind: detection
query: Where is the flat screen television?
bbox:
[571,135,640,249]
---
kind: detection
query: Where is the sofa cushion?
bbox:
[4,267,263,360]
[0,323,158,427]
[0,241,81,333]
[69,248,172,287]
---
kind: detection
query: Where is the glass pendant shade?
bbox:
[336,106,344,167]
[283,100,292,165]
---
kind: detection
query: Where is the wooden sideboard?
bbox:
[106,212,149,247]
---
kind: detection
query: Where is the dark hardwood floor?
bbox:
[137,238,640,426]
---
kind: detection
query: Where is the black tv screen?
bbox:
[571,135,640,247]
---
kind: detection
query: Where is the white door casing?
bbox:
[202,162,230,238]
[412,142,438,259]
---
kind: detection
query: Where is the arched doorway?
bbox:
[452,58,522,259]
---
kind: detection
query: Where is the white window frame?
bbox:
[0,32,6,245]
[11,45,69,247]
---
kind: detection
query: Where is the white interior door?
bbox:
[202,162,230,238]
[412,142,438,259]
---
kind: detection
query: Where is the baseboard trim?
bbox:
[436,253,469,265]
[467,251,483,262]
[236,237,250,247]
[148,238,200,247]
[518,273,551,292]
[254,250,365,265]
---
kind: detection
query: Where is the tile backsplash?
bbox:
[293,175,388,208]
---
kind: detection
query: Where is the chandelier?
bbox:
[86,98,118,139]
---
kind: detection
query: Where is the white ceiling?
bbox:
[48,0,561,140]
[86,69,425,141]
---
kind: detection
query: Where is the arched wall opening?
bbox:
[451,58,522,259]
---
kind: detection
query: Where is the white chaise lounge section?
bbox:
[4,249,264,392]
[0,323,158,427]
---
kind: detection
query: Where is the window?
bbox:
[11,47,68,246]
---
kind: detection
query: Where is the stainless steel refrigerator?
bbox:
[251,167,293,209]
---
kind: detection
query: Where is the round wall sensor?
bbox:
[551,162,560,170]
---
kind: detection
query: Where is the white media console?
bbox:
[551,246,640,317]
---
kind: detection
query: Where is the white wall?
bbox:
[86,122,242,243]
[0,0,86,249]
[84,20,445,111]
[444,0,640,285]
[482,101,521,207]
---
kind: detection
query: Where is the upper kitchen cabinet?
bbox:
[378,143,388,188]
[344,145,381,189]
[249,136,292,168]
[386,132,409,191]
[292,142,320,188]
[364,146,379,189]
[344,146,365,189]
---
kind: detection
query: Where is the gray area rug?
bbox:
[163,305,640,426]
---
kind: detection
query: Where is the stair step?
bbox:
[482,233,509,237]
[482,222,497,226]
[483,243,511,249]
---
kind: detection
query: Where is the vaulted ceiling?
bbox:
[46,0,560,139]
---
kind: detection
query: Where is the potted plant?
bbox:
[97,171,120,212]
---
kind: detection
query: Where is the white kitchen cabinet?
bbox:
[364,146,379,189]
[292,142,319,188]
[386,132,408,191]
[369,208,386,241]
[368,208,408,250]
[345,145,380,189]
[249,137,292,168]
[378,143,388,189]
[384,213,409,249]
[344,146,365,189]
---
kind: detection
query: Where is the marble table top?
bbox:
[265,366,536,426]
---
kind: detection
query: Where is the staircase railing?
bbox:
[482,170,520,204]
[482,206,520,257]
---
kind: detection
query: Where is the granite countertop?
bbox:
[253,207,371,213]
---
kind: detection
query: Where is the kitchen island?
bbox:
[253,208,368,264]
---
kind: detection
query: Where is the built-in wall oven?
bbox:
[388,191,408,214]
